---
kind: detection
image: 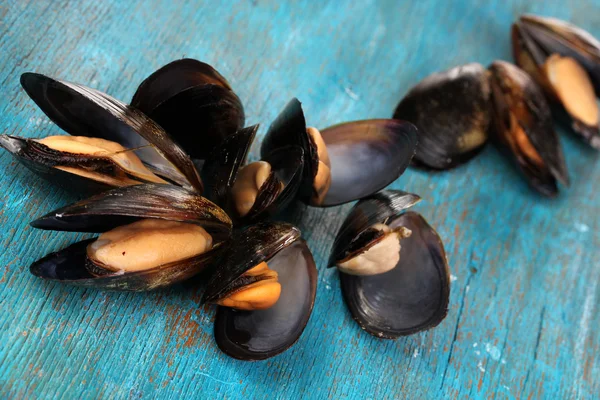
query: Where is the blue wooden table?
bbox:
[1,1,598,398]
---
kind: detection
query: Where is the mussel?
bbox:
[202,221,317,360]
[488,61,569,197]
[131,58,245,160]
[201,123,306,225]
[328,190,450,338]
[261,99,418,206]
[29,184,231,291]
[513,15,600,148]
[393,63,492,170]
[1,73,203,194]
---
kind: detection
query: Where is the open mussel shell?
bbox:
[203,222,317,360]
[131,59,244,160]
[232,145,305,225]
[29,184,231,291]
[318,119,417,206]
[6,73,203,193]
[488,61,569,197]
[517,15,600,95]
[260,98,315,201]
[261,99,417,206]
[329,192,449,338]
[393,63,491,170]
[201,125,258,205]
[513,20,600,149]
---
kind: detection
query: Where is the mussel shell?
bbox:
[30,239,220,291]
[201,125,258,205]
[0,135,114,194]
[234,145,305,225]
[131,59,244,160]
[512,23,600,149]
[202,222,300,302]
[318,119,417,206]
[29,184,231,290]
[327,190,421,268]
[213,239,317,360]
[260,98,316,201]
[393,63,491,170]
[19,73,203,192]
[518,15,600,95]
[31,183,231,236]
[131,58,232,112]
[339,212,450,338]
[488,61,569,196]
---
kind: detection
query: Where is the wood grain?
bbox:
[0,0,598,398]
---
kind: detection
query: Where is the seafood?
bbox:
[328,191,450,338]
[261,99,418,206]
[513,16,600,148]
[393,63,492,169]
[488,61,569,196]
[203,222,317,360]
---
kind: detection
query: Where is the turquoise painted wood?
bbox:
[0,0,598,398]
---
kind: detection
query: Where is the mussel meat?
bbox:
[393,63,492,170]
[1,73,203,193]
[261,99,417,207]
[30,184,231,291]
[202,221,317,360]
[131,58,245,160]
[488,61,569,197]
[328,190,450,338]
[513,16,600,148]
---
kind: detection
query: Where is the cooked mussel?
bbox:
[202,221,317,360]
[261,99,417,207]
[393,63,492,170]
[201,124,305,224]
[513,16,600,148]
[29,184,231,291]
[488,61,569,197]
[328,190,450,338]
[131,59,245,160]
[1,73,203,193]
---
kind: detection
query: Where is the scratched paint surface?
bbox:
[0,0,598,398]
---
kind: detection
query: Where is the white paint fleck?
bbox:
[475,350,481,356]
[485,343,502,361]
[196,372,238,385]
[501,358,507,365]
[473,342,478,348]
[55,213,64,218]
[503,385,510,390]
[477,361,486,373]
[413,349,419,358]
[325,284,331,290]
[450,274,458,282]
[344,87,360,101]
[574,222,589,233]
[465,285,470,293]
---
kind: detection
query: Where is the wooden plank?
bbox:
[0,0,598,398]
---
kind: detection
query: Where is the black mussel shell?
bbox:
[393,63,491,170]
[318,119,417,206]
[512,22,600,149]
[0,135,114,194]
[17,73,203,192]
[203,222,317,360]
[338,211,450,338]
[260,98,315,201]
[488,61,569,197]
[29,184,231,291]
[202,125,258,205]
[327,190,421,268]
[234,146,305,225]
[131,59,244,160]
[518,15,600,95]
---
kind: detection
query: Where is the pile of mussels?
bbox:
[1,60,449,359]
[395,15,600,197]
